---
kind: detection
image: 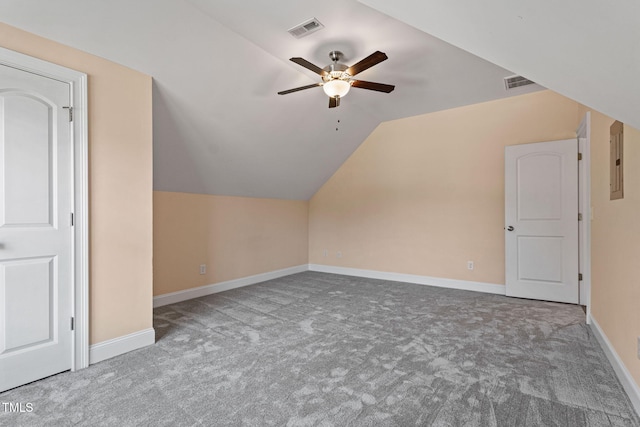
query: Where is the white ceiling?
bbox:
[361,0,640,132]
[0,0,545,199]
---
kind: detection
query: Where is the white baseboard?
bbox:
[308,264,505,295]
[589,316,640,416]
[153,264,309,308]
[89,328,155,365]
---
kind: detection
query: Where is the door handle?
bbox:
[506,226,514,231]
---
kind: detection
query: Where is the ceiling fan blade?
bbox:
[277,83,322,95]
[290,57,328,76]
[346,51,388,76]
[329,96,339,108]
[351,80,395,93]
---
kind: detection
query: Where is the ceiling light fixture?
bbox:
[321,51,351,100]
[322,79,351,98]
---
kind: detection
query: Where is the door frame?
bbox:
[0,47,89,370]
[504,117,591,313]
[577,112,592,323]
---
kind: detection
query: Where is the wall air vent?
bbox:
[288,18,324,39]
[504,75,535,90]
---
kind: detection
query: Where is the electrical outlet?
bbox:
[323,250,328,257]
[199,264,206,275]
[467,261,474,270]
[336,251,342,258]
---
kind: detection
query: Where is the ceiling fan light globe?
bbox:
[323,79,351,98]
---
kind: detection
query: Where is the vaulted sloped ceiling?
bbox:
[360,0,640,131]
[0,0,545,199]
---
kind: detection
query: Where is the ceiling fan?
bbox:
[278,50,395,108]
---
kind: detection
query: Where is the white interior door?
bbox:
[505,139,579,304]
[0,64,73,392]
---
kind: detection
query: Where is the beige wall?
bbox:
[587,108,640,386]
[0,23,154,344]
[309,91,580,285]
[153,191,308,296]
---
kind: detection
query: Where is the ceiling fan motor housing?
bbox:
[323,51,352,84]
[322,63,351,84]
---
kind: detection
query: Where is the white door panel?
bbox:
[1,93,56,226]
[517,154,563,220]
[0,64,72,392]
[505,139,579,304]
[1,257,55,353]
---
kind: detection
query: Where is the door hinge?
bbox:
[578,152,583,161]
[70,212,74,226]
[63,106,73,122]
[578,273,583,281]
[578,213,583,221]
[71,317,75,331]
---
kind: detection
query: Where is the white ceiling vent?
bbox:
[504,75,535,90]
[288,18,324,39]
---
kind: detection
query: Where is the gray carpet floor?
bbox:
[1,271,639,426]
